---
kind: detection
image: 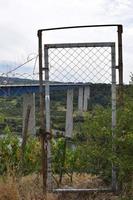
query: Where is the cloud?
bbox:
[0,0,132,83]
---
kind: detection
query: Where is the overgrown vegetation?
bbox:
[0,84,133,199]
[0,128,41,176]
[52,103,133,196]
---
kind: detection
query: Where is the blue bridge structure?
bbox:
[0,83,89,96]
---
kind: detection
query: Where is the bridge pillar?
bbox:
[83,86,90,111]
[65,88,73,138]
[78,87,84,113]
[22,93,36,135]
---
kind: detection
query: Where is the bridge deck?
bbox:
[0,83,89,96]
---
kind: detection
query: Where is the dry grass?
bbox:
[0,177,20,200]
[0,173,132,200]
[0,174,58,200]
[57,173,105,189]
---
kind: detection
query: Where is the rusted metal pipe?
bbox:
[37,24,122,33]
[118,25,123,105]
[38,30,47,196]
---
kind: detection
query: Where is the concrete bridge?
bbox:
[0,83,90,137]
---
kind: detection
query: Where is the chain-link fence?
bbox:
[44,42,117,190]
[46,43,112,83]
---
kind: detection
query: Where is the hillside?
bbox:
[0,76,39,85]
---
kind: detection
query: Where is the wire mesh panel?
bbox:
[44,42,116,190]
[45,43,112,84]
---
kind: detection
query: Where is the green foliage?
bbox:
[66,106,113,179]
[0,84,133,196]
[0,131,41,175]
[75,102,133,186]
[115,99,133,185]
[20,137,41,175]
[52,101,133,191]
[0,114,5,123]
[0,131,20,174]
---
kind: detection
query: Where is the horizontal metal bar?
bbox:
[38,24,122,34]
[44,42,115,49]
[53,188,112,193]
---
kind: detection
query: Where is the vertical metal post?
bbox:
[38,31,47,196]
[111,44,117,192]
[38,31,45,129]
[118,25,123,105]
[44,47,52,190]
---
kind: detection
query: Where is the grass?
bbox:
[0,173,132,200]
[0,174,58,200]
[0,178,19,200]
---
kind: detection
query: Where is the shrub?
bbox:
[0,131,41,175]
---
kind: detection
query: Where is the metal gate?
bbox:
[43,42,117,192]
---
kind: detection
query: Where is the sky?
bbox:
[0,0,133,83]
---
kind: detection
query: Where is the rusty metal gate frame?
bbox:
[37,24,123,194]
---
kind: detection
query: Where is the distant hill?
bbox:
[0,76,39,85]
